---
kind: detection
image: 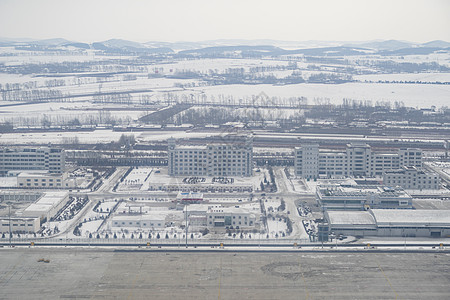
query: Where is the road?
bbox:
[273,167,315,240]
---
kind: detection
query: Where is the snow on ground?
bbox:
[264,198,282,212]
[429,161,450,176]
[291,178,307,192]
[184,82,450,108]
[146,167,267,190]
[79,220,103,237]
[96,201,117,213]
[355,72,450,83]
[0,129,126,144]
[150,58,290,74]
[266,218,288,238]
[117,167,153,191]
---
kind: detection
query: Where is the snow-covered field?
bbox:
[117,167,153,191]
[183,82,450,108]
[355,72,450,83]
[266,218,288,238]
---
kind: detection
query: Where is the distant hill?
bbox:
[421,40,450,48]
[100,39,147,49]
[352,40,415,51]
[92,40,173,54]
[179,45,283,55]
[379,47,450,56]
[30,38,73,46]
[2,38,449,57]
[63,42,90,49]
[178,45,373,57]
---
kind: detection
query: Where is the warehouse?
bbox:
[325,209,450,237]
[22,191,70,221]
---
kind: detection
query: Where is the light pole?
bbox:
[8,205,12,247]
[185,204,188,248]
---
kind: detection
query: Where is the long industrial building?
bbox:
[0,146,65,175]
[168,137,253,177]
[295,143,422,179]
[325,209,450,238]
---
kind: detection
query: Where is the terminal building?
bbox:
[294,143,422,179]
[325,209,450,238]
[168,137,253,177]
[0,146,65,176]
[383,166,440,190]
[184,204,260,231]
[316,183,413,210]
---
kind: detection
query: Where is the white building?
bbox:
[183,204,260,231]
[316,184,413,210]
[0,216,41,233]
[294,143,422,179]
[294,144,319,179]
[22,191,70,221]
[0,146,65,175]
[168,137,253,177]
[17,171,67,188]
[206,205,259,230]
[326,209,450,238]
[383,166,440,190]
[111,215,165,230]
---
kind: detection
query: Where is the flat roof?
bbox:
[36,191,68,205]
[371,209,450,225]
[112,215,165,221]
[327,211,376,226]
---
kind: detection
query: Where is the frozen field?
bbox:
[185,82,450,108]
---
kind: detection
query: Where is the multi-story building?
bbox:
[17,171,67,188]
[0,146,65,175]
[168,137,253,177]
[383,166,440,190]
[294,144,319,179]
[294,143,422,179]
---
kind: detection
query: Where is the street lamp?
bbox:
[185,204,188,248]
[8,205,12,247]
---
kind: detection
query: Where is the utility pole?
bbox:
[8,205,12,247]
[185,204,188,248]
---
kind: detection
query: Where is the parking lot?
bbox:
[0,248,449,299]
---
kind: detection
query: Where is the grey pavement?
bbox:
[0,248,449,299]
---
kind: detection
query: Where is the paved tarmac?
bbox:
[0,248,449,299]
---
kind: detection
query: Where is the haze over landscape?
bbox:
[1,0,449,42]
[0,1,450,299]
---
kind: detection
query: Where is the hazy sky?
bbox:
[0,0,449,43]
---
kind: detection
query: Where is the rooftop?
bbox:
[371,209,450,225]
[326,211,376,225]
